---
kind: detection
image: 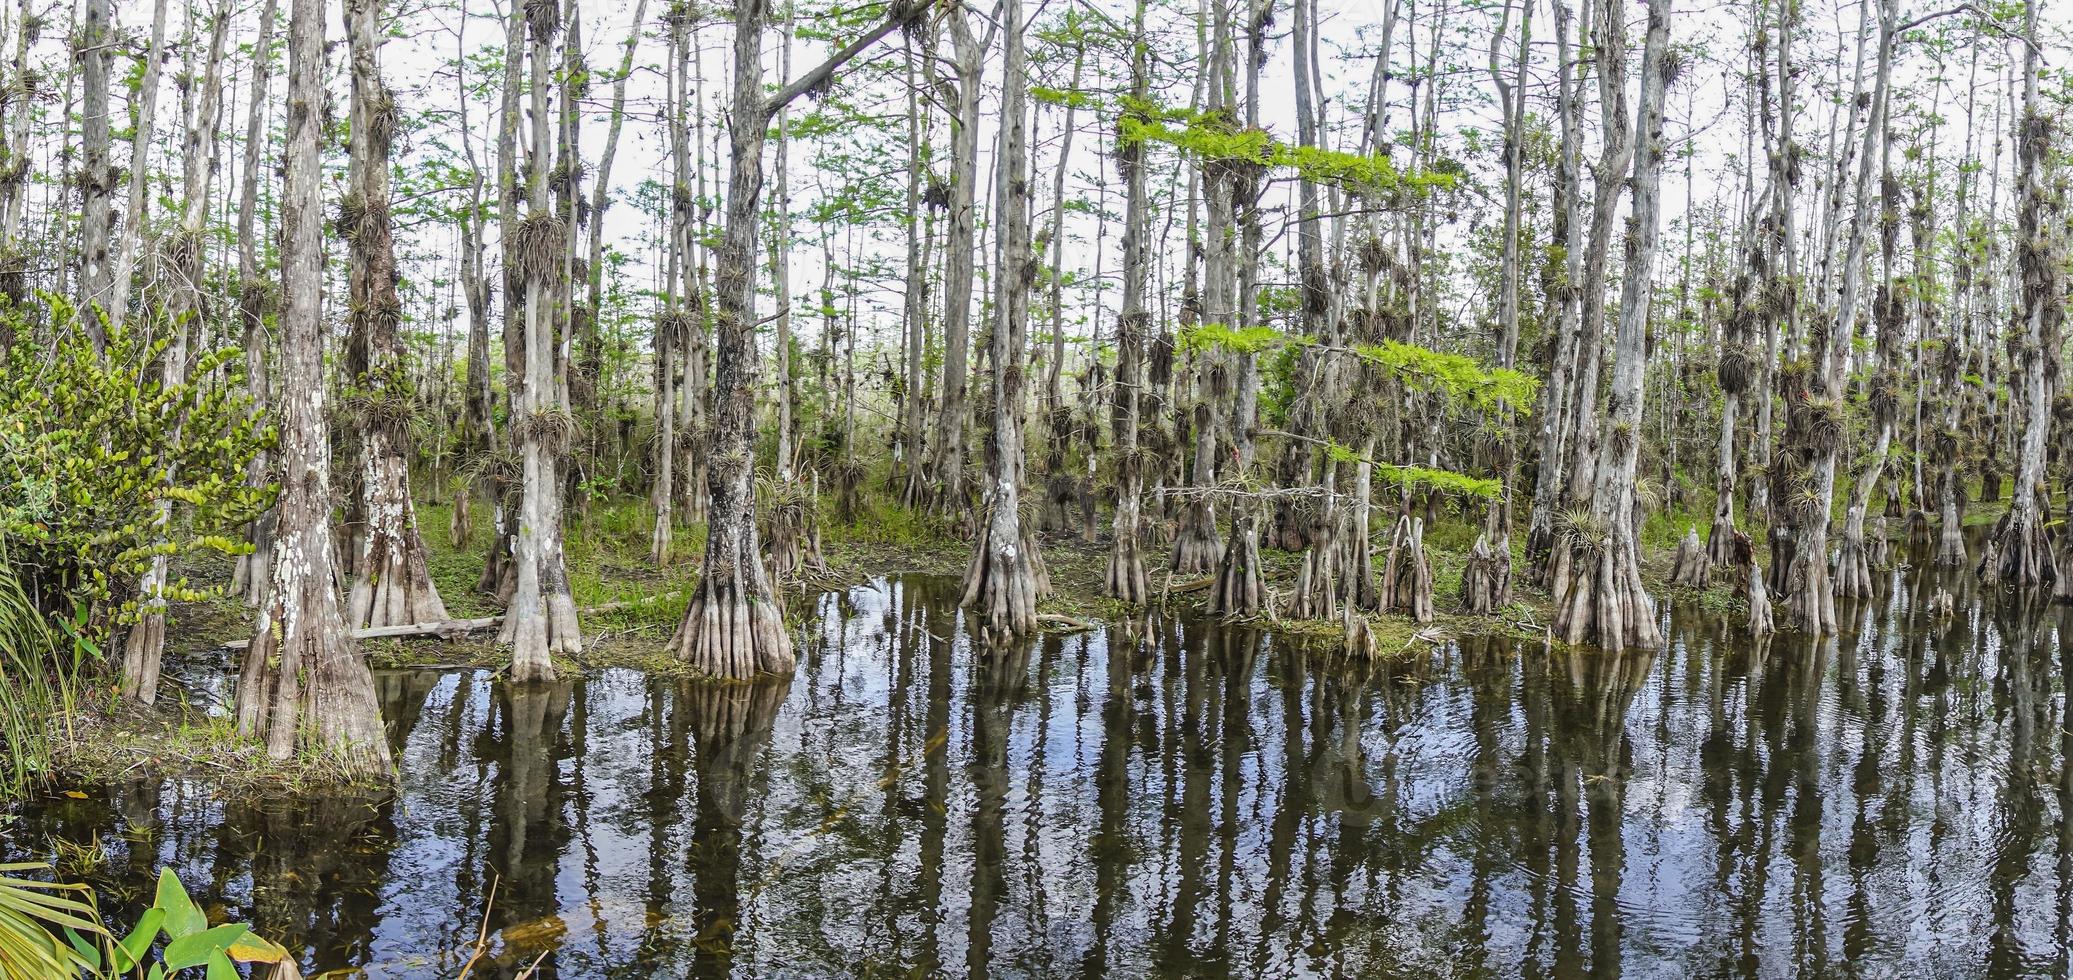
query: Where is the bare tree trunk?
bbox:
[899,35,932,507]
[679,16,712,524]
[343,0,448,631]
[1550,0,1670,651]
[499,0,583,678]
[654,7,693,565]
[933,6,987,516]
[671,0,916,675]
[962,0,1042,638]
[120,0,229,702]
[1103,0,1153,606]
[234,0,390,773]
[1987,0,2055,588]
[478,0,528,600]
[1780,0,1892,632]
[107,0,171,328]
[1834,138,1905,599]
[76,0,115,329]
[1522,0,1588,583]
[0,0,38,300]
[231,0,281,602]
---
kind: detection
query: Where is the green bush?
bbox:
[0,296,274,626]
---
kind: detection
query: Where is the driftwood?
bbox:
[1036,612,1095,632]
[218,596,672,652]
[221,595,1105,653]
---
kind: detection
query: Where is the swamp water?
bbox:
[8,570,2073,978]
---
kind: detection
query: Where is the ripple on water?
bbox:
[8,569,2073,977]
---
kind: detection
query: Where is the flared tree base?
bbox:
[1778,533,1837,635]
[1459,532,1511,615]
[1339,605,1375,659]
[1169,501,1221,576]
[1208,518,1265,617]
[1286,535,1338,621]
[1379,515,1435,624]
[1705,512,1739,568]
[670,578,795,679]
[236,594,392,775]
[347,541,450,631]
[1550,534,1661,650]
[1833,511,1878,600]
[1744,560,1775,638]
[1104,529,1150,605]
[962,501,1043,640]
[1981,511,2055,587]
[1669,527,1710,588]
[500,586,582,683]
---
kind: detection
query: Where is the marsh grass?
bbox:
[0,551,81,799]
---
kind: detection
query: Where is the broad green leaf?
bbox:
[154,868,207,939]
[207,950,239,980]
[114,907,166,972]
[164,924,249,970]
[226,930,289,963]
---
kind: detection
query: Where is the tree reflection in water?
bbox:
[9,572,2073,977]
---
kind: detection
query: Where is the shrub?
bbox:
[0,296,274,627]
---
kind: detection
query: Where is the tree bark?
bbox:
[961,0,1043,639]
[1550,0,1670,651]
[75,0,115,329]
[933,6,987,516]
[106,0,172,328]
[671,0,917,675]
[499,0,584,679]
[1103,0,1154,606]
[120,0,230,702]
[344,0,449,632]
[1986,0,2056,588]
[231,0,281,603]
[234,0,390,773]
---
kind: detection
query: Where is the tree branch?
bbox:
[762,2,924,119]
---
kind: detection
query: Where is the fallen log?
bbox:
[216,595,678,652]
[1036,612,1095,632]
[220,615,503,651]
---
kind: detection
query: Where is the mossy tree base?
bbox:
[1168,499,1220,576]
[1981,511,2055,587]
[670,574,795,679]
[1459,531,1511,615]
[1550,532,1660,650]
[1208,513,1265,617]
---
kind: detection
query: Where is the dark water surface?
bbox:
[10,570,2073,978]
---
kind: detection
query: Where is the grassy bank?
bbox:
[55,480,1995,790]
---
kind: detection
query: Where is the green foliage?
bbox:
[1177,321,1281,356]
[1031,86,1098,111]
[1321,440,1503,499]
[1351,339,1540,413]
[1116,97,1455,196]
[0,863,292,980]
[0,296,275,626]
[0,553,79,799]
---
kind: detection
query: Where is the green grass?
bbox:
[0,553,82,799]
